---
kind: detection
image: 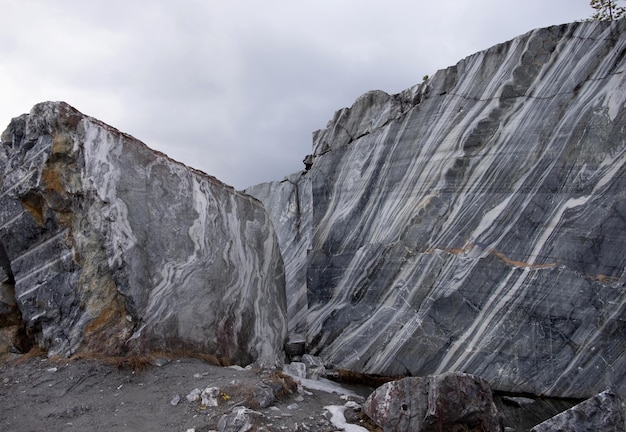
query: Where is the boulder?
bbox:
[363,372,502,432]
[0,101,287,366]
[530,390,626,432]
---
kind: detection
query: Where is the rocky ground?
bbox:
[0,351,579,432]
[0,353,375,432]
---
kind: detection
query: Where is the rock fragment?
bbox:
[253,381,275,408]
[186,388,201,403]
[201,387,220,407]
[530,390,626,432]
[217,406,265,432]
[169,394,181,406]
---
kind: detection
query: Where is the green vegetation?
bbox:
[589,0,626,20]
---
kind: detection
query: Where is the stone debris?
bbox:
[283,361,307,379]
[201,387,221,407]
[253,381,276,408]
[8,353,582,431]
[186,388,202,403]
[169,394,181,406]
[168,360,372,431]
[217,406,265,432]
[324,404,369,432]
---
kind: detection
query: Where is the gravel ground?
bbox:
[0,354,375,432]
[0,353,578,432]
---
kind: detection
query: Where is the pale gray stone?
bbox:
[218,407,265,432]
[0,101,287,366]
[186,388,201,403]
[283,362,307,379]
[201,387,220,407]
[301,354,324,369]
[245,172,311,338]
[253,381,275,408]
[249,19,626,398]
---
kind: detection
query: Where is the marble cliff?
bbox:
[247,19,626,398]
[0,102,287,366]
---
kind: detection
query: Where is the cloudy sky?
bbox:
[1,1,593,189]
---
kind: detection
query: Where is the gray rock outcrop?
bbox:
[363,372,502,432]
[249,19,626,398]
[0,102,287,366]
[530,390,626,432]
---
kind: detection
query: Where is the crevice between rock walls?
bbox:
[0,241,31,355]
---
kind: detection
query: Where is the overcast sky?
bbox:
[1,1,593,189]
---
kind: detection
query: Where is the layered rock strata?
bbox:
[0,102,287,366]
[245,171,311,337]
[530,390,625,432]
[250,20,626,397]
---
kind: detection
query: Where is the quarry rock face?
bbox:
[0,102,287,366]
[251,20,626,398]
[245,171,312,337]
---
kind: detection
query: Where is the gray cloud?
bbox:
[0,0,592,189]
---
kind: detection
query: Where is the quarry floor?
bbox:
[0,354,373,432]
[0,353,576,432]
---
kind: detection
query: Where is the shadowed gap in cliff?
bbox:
[0,241,32,353]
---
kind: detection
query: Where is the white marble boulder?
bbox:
[0,102,287,366]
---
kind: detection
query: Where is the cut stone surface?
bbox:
[245,171,311,337]
[0,102,287,366]
[249,19,626,398]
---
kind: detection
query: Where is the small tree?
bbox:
[590,0,626,20]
